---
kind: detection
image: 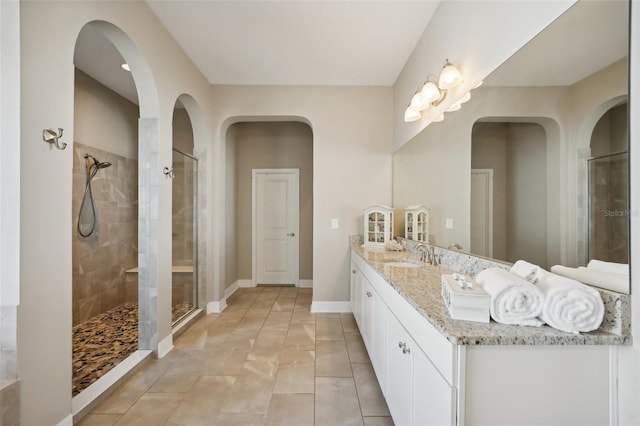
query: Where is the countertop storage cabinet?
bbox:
[405,204,429,242]
[363,205,394,248]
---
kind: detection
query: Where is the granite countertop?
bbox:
[351,243,631,346]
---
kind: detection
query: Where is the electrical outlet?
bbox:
[446,218,454,229]
[331,218,339,229]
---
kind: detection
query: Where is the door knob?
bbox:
[287,233,295,237]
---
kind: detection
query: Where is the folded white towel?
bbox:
[536,269,605,333]
[475,268,545,327]
[510,260,544,284]
[587,259,629,276]
[550,265,629,294]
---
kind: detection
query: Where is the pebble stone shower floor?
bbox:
[72,303,193,396]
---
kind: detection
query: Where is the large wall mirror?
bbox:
[393,0,629,290]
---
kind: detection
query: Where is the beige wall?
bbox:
[172,107,194,155]
[210,85,393,304]
[226,121,313,286]
[74,69,139,159]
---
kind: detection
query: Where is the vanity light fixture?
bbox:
[404,105,422,122]
[438,59,463,89]
[404,59,469,123]
[121,63,131,71]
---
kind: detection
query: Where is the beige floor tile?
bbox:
[345,332,370,363]
[273,362,315,394]
[219,360,278,414]
[291,309,316,324]
[278,287,298,297]
[262,311,293,331]
[272,297,296,312]
[202,350,249,376]
[114,393,183,425]
[215,413,266,425]
[165,375,236,425]
[316,340,353,377]
[340,313,360,333]
[352,362,391,417]
[363,416,395,426]
[284,323,315,348]
[265,393,314,426]
[315,377,364,426]
[316,315,346,341]
[278,348,315,365]
[77,413,121,426]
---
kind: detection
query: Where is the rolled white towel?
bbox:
[550,264,629,294]
[476,268,545,327]
[510,260,544,284]
[586,259,629,276]
[536,269,605,333]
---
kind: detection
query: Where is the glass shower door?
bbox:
[172,148,198,325]
[588,152,628,264]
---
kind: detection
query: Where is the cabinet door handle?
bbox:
[403,346,411,354]
[366,291,372,298]
[398,341,406,349]
[352,270,356,274]
[286,232,295,237]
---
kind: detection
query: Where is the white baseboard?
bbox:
[157,334,173,358]
[238,279,255,288]
[56,414,73,426]
[310,301,351,313]
[225,281,239,298]
[207,299,227,314]
[298,279,313,288]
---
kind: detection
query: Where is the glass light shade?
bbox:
[404,106,421,122]
[433,113,445,122]
[439,61,462,89]
[410,92,429,111]
[420,81,441,103]
[121,63,131,71]
[459,91,471,104]
[446,102,462,112]
[473,80,483,89]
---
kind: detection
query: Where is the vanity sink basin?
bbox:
[382,259,423,268]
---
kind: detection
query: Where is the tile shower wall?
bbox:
[72,142,138,326]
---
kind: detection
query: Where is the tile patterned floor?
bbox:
[78,286,393,425]
[73,303,195,396]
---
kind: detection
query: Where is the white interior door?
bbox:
[253,169,299,285]
[470,169,493,257]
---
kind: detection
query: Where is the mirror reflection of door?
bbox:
[253,169,299,285]
[588,103,629,264]
[470,169,493,258]
[471,122,547,268]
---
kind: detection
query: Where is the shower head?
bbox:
[84,154,112,170]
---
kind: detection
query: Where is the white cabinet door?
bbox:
[361,279,375,351]
[371,292,388,393]
[413,348,455,426]
[386,312,414,426]
[350,263,358,316]
[351,264,362,328]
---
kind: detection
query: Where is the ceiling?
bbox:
[73,0,629,105]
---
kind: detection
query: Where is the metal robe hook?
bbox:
[43,128,67,150]
[163,167,175,179]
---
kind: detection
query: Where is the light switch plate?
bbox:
[331,218,339,229]
[446,218,454,229]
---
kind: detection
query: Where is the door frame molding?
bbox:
[251,168,300,287]
[471,168,494,258]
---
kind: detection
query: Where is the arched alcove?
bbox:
[71,19,161,413]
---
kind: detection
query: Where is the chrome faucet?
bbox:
[448,242,463,251]
[414,243,428,262]
[426,245,436,265]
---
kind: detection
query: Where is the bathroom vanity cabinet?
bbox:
[350,246,622,426]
